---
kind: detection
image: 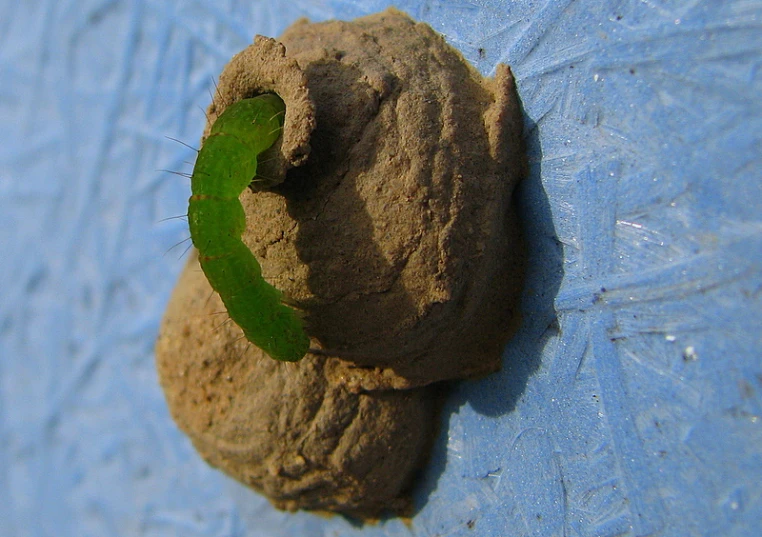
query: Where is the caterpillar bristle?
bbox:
[157,214,188,223]
[212,316,235,333]
[165,136,199,153]
[163,236,191,258]
[158,169,192,179]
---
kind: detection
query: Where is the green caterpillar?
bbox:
[188,94,309,362]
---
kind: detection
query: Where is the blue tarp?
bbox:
[0,1,760,536]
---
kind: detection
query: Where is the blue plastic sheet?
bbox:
[1,1,760,535]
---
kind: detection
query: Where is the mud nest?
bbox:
[156,8,525,518]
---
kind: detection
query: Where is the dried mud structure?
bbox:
[156,8,525,518]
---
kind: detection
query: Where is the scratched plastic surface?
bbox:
[1,1,760,536]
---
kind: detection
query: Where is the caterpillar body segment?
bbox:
[187,94,309,362]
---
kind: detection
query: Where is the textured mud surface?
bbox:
[213,8,526,390]
[156,8,525,518]
[156,254,438,516]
